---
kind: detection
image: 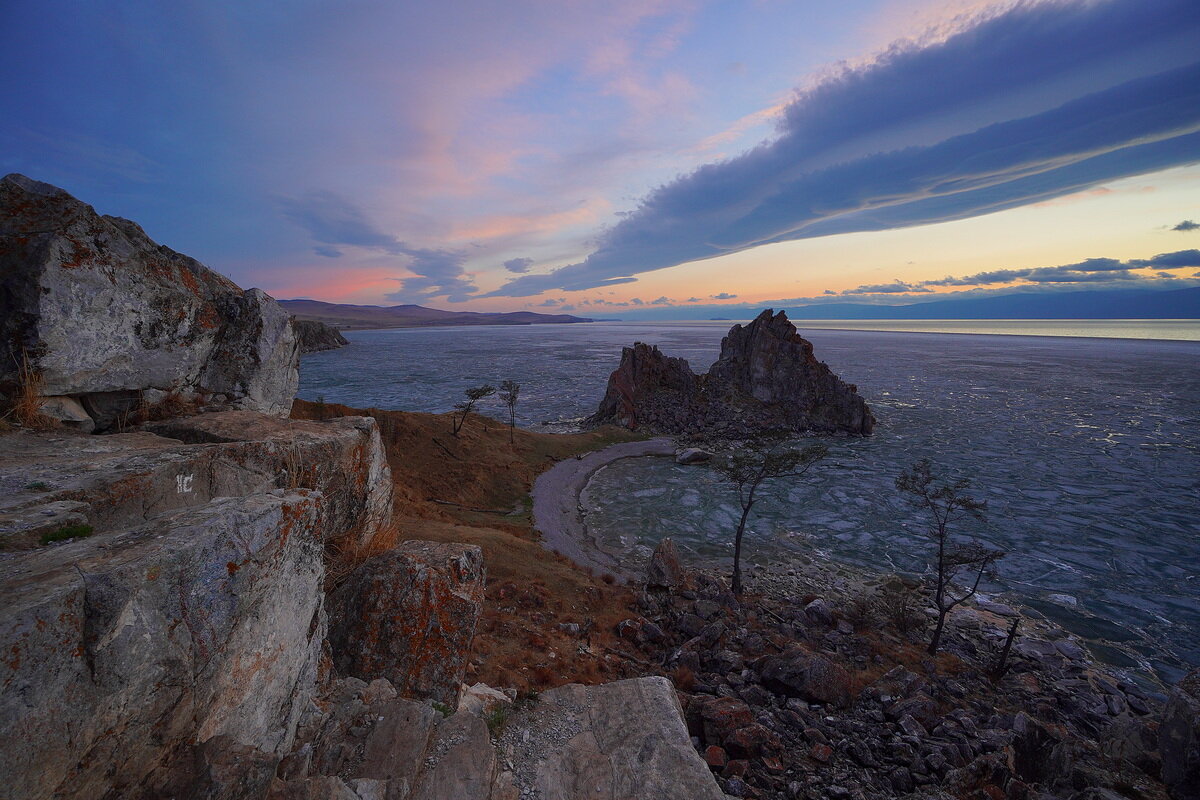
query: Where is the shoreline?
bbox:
[531,436,674,577]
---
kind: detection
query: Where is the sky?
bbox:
[2,0,1199,316]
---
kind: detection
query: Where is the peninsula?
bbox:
[280,298,593,330]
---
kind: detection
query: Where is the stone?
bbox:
[756,649,852,707]
[412,712,496,800]
[0,411,393,553]
[458,682,513,716]
[704,745,729,769]
[328,541,486,706]
[585,309,874,436]
[0,173,298,425]
[804,597,836,626]
[37,395,94,432]
[503,677,725,800]
[676,447,712,465]
[293,319,350,353]
[647,537,693,590]
[1160,668,1200,799]
[0,491,328,800]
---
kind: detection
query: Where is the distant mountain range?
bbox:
[614,287,1200,321]
[279,299,593,329]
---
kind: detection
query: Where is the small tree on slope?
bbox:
[896,458,1005,654]
[712,436,828,595]
[499,380,520,444]
[451,384,495,436]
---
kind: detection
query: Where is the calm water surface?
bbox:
[299,321,1200,683]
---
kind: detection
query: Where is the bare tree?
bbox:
[451,384,495,436]
[499,380,520,444]
[896,459,1004,654]
[712,436,828,595]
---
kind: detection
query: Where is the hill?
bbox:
[280,299,593,329]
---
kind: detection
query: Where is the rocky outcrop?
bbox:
[0,491,327,800]
[586,309,874,436]
[0,173,298,427]
[293,319,349,353]
[0,411,396,798]
[328,541,485,706]
[0,411,393,554]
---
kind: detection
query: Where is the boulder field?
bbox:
[586,309,875,436]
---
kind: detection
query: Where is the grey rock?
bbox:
[647,536,693,590]
[676,447,712,465]
[37,395,94,432]
[0,173,298,424]
[756,649,852,707]
[0,491,327,800]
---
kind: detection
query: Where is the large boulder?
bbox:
[0,491,328,800]
[755,648,852,706]
[327,541,485,706]
[0,173,298,426]
[585,309,874,436]
[494,677,726,800]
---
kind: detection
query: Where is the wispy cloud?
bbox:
[1173,220,1199,231]
[280,191,478,301]
[711,292,738,300]
[489,0,1200,297]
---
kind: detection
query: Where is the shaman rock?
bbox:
[586,309,874,436]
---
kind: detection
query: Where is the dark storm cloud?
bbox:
[488,0,1200,297]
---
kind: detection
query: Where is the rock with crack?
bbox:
[0,491,327,800]
[0,173,298,428]
[327,541,486,706]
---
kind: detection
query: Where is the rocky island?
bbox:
[1,175,1196,800]
[586,309,875,436]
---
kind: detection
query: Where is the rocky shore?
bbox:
[293,319,350,353]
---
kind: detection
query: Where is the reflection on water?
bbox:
[300,322,1200,683]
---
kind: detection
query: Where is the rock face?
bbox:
[1,411,393,554]
[293,319,349,353]
[0,412,396,799]
[0,173,298,426]
[328,541,485,705]
[586,309,874,436]
[0,491,327,800]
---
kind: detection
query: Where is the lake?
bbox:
[298,319,1200,684]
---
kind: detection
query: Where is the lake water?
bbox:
[299,320,1200,684]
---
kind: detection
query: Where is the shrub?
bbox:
[40,524,94,545]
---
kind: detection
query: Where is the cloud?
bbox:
[686,296,700,302]
[921,249,1200,288]
[650,296,672,305]
[1127,249,1200,268]
[711,292,737,300]
[1173,220,1199,231]
[629,297,644,305]
[843,279,931,295]
[280,191,477,301]
[537,297,563,306]
[560,304,576,311]
[313,245,343,258]
[488,0,1200,297]
[504,257,535,273]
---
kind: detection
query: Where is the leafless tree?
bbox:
[451,384,495,436]
[712,436,828,595]
[499,380,520,444]
[896,459,1005,654]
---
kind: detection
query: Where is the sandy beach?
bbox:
[531,437,674,577]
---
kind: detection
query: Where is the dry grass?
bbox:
[5,352,57,431]
[324,520,403,589]
[290,398,652,692]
